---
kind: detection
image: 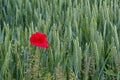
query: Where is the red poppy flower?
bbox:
[29,32,48,48]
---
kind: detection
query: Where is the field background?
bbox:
[0,0,120,80]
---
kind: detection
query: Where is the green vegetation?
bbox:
[0,0,120,80]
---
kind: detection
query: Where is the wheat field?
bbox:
[0,0,120,80]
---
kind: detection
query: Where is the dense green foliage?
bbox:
[0,0,120,80]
